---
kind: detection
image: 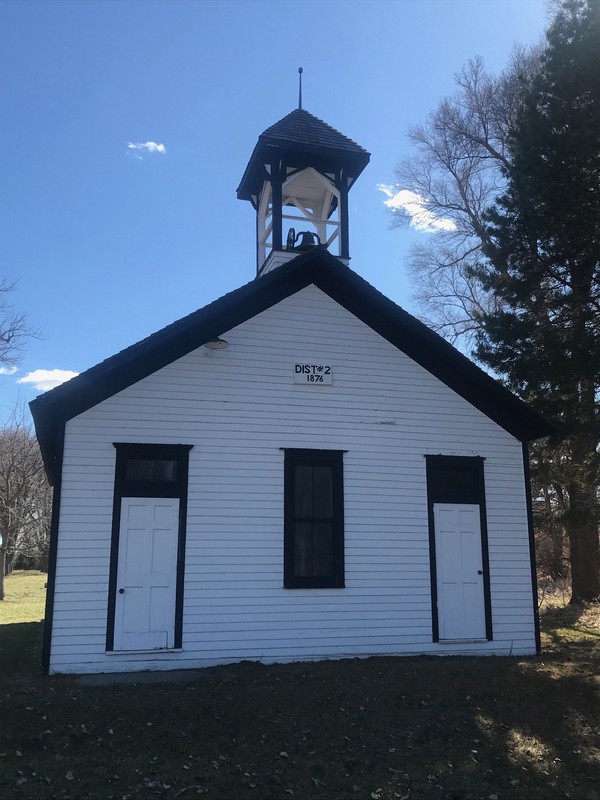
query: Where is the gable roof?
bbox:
[31,248,554,482]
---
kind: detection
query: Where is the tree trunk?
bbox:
[542,485,566,579]
[549,527,566,580]
[566,370,600,603]
[567,483,600,603]
[0,548,5,600]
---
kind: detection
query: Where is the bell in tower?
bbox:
[237,73,370,276]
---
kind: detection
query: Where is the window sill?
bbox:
[106,648,183,655]
[438,639,489,644]
[284,584,345,590]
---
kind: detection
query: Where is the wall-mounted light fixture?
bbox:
[204,337,229,350]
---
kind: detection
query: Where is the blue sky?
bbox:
[0,0,548,420]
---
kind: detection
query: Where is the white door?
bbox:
[434,503,487,641]
[114,497,180,651]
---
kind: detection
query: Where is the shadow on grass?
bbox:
[541,604,600,653]
[0,621,43,679]
[542,603,586,629]
[455,659,600,799]
[0,611,598,798]
[0,645,597,798]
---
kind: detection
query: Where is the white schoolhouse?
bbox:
[31,107,553,675]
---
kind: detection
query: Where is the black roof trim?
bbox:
[31,248,554,482]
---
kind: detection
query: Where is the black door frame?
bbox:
[425,455,493,642]
[106,443,193,652]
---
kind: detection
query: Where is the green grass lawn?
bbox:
[0,571,47,624]
[0,571,598,800]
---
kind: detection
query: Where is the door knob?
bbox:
[477,570,483,575]
[119,588,125,594]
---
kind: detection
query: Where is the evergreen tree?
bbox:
[475,0,600,601]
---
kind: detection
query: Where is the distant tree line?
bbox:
[0,405,51,600]
[391,0,600,602]
[0,277,47,600]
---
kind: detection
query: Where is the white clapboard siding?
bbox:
[49,285,536,674]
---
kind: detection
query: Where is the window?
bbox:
[113,444,190,499]
[284,449,344,589]
[426,455,485,505]
[126,458,178,483]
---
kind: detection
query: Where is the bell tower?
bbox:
[237,85,370,276]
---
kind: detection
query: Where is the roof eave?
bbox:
[31,249,555,481]
[237,138,371,202]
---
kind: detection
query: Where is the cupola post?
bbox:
[237,105,369,276]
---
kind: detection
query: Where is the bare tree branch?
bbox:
[0,279,36,367]
[389,48,542,345]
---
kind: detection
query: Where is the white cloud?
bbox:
[127,141,166,158]
[18,369,79,392]
[0,365,17,375]
[377,184,456,233]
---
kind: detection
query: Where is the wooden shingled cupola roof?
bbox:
[238,108,370,273]
[237,108,370,204]
[262,108,369,152]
